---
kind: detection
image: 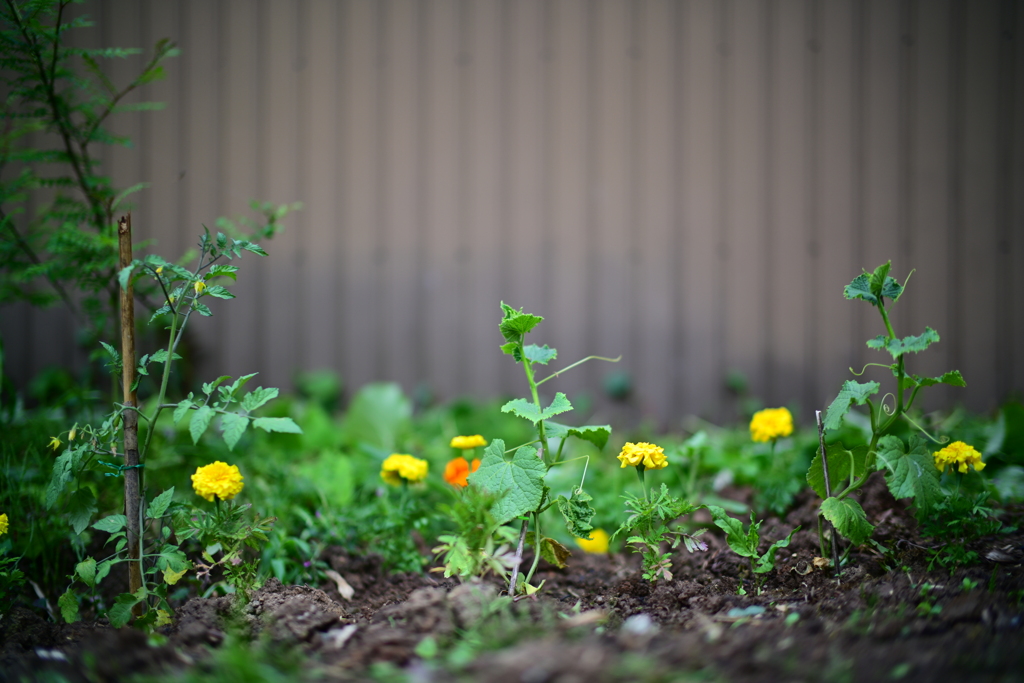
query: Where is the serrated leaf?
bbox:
[545,422,612,451]
[754,526,801,573]
[204,285,235,300]
[117,263,136,291]
[149,348,183,364]
[241,386,278,412]
[46,448,78,509]
[499,302,544,343]
[207,264,239,280]
[556,489,596,539]
[193,302,213,316]
[843,273,878,306]
[76,558,97,587]
[824,380,880,431]
[172,400,193,425]
[220,413,249,451]
[524,344,557,365]
[708,506,759,559]
[58,590,80,624]
[189,405,214,444]
[500,342,519,357]
[501,392,573,425]
[807,444,870,499]
[108,588,148,628]
[820,497,874,545]
[907,370,966,389]
[202,376,232,396]
[467,439,546,524]
[163,565,189,586]
[866,328,939,359]
[93,514,127,533]
[67,488,97,535]
[252,416,302,434]
[240,241,268,256]
[95,560,113,585]
[875,435,943,515]
[147,487,175,519]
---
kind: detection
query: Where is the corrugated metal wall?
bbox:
[2,0,1022,426]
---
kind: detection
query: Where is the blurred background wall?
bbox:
[2,0,1022,427]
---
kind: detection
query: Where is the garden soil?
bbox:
[3,473,1023,682]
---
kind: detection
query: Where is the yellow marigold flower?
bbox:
[617,442,667,470]
[450,435,487,450]
[194,280,207,295]
[443,457,481,487]
[575,528,609,554]
[749,407,794,442]
[933,441,985,475]
[0,513,8,536]
[381,454,429,486]
[155,266,164,274]
[48,436,62,451]
[191,461,245,502]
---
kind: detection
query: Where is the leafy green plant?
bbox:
[708,505,799,594]
[47,227,300,626]
[0,0,178,345]
[808,262,967,558]
[614,480,706,582]
[465,303,618,594]
[432,484,518,580]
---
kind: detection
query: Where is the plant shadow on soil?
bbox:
[3,473,1023,683]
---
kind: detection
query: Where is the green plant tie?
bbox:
[98,461,145,477]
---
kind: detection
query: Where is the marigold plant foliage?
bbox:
[191,462,245,502]
[933,441,985,475]
[450,435,487,450]
[749,407,793,443]
[443,457,481,487]
[381,454,429,486]
[617,442,668,470]
[575,528,609,554]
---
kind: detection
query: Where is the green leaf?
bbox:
[241,386,278,412]
[906,370,966,389]
[207,264,239,281]
[189,405,215,444]
[202,376,232,396]
[824,380,880,431]
[524,344,557,365]
[147,487,175,519]
[107,588,148,628]
[556,489,596,539]
[93,514,127,533]
[117,263,136,291]
[500,342,519,357]
[46,448,78,509]
[501,392,573,425]
[193,302,213,317]
[875,435,943,515]
[467,440,546,525]
[499,303,544,343]
[76,558,97,587]
[820,497,874,545]
[95,560,113,586]
[149,348,183,365]
[843,273,878,306]
[172,399,193,424]
[205,284,235,300]
[58,590,80,624]
[252,416,303,434]
[220,413,249,451]
[754,526,800,573]
[866,327,939,359]
[708,506,758,559]
[67,488,97,535]
[545,422,612,451]
[540,537,571,569]
[240,241,268,256]
[807,444,870,500]
[340,382,411,452]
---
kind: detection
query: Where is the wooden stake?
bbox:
[118,214,145,615]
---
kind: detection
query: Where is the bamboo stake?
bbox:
[118,214,145,615]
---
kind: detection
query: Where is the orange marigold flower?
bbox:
[749,407,794,443]
[444,457,481,487]
[933,441,985,475]
[450,435,487,450]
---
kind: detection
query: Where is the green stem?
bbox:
[817,514,827,559]
[522,355,550,461]
[138,303,179,462]
[524,510,543,585]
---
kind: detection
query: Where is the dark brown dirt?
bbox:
[3,474,1023,682]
